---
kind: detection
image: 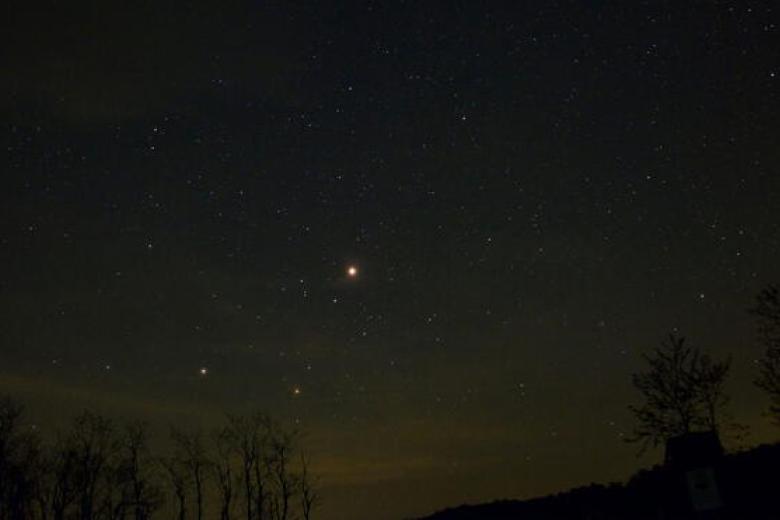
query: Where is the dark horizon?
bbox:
[2,2,779,519]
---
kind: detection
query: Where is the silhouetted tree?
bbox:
[159,456,189,520]
[751,284,780,424]
[212,426,236,520]
[628,333,732,452]
[0,396,43,519]
[66,411,120,520]
[299,454,318,520]
[171,428,210,520]
[251,431,271,520]
[115,422,162,520]
[268,429,297,520]
[0,396,25,517]
[48,439,79,520]
[0,397,319,520]
[225,412,271,520]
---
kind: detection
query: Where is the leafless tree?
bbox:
[0,396,43,519]
[115,422,162,520]
[212,426,236,520]
[66,411,120,520]
[299,454,318,520]
[171,428,210,520]
[159,456,189,520]
[0,396,24,517]
[225,412,271,520]
[0,396,23,485]
[628,333,732,452]
[268,429,298,520]
[752,284,780,424]
[251,435,270,520]
[49,440,79,520]
[696,354,733,432]
[17,433,45,520]
[0,399,319,520]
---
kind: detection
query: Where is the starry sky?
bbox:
[2,1,779,519]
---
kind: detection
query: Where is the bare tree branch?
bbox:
[752,284,780,424]
[627,333,733,453]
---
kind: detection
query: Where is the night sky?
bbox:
[2,2,779,519]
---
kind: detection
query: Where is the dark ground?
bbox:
[415,442,780,520]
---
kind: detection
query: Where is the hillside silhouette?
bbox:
[414,441,780,520]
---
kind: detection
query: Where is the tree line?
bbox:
[627,283,780,451]
[2,284,779,518]
[0,405,318,520]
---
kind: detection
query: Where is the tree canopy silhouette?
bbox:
[751,284,780,424]
[628,333,732,452]
[0,395,319,520]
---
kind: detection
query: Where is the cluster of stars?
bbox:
[2,2,778,519]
